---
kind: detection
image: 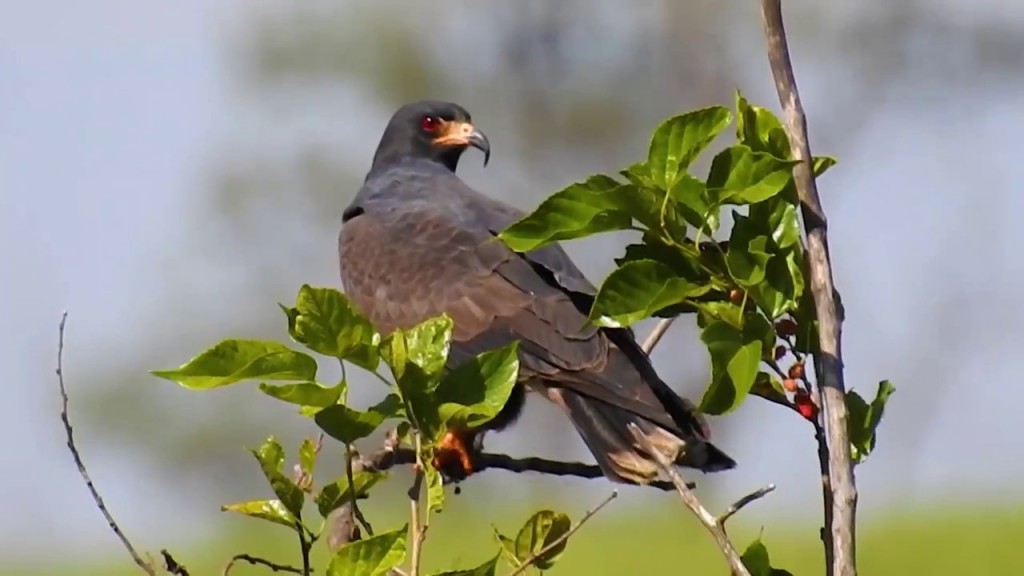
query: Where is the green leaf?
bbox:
[290,285,381,370]
[699,315,774,414]
[370,393,407,420]
[846,380,896,464]
[512,510,572,571]
[740,538,794,576]
[315,404,386,444]
[424,458,445,514]
[221,499,297,529]
[315,470,387,518]
[726,212,772,287]
[327,525,407,576]
[619,161,654,188]
[430,555,499,576]
[670,174,720,232]
[696,302,745,330]
[494,529,519,566]
[498,180,635,252]
[382,316,453,436]
[152,339,318,390]
[813,156,837,177]
[742,199,805,318]
[435,343,521,433]
[250,437,304,518]
[735,92,790,160]
[258,381,344,407]
[299,437,317,479]
[590,260,710,327]
[648,106,732,189]
[707,145,798,205]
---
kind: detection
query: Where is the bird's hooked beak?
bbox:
[433,120,491,166]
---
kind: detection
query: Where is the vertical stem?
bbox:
[408,433,426,576]
[759,2,858,575]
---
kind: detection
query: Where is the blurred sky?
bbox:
[3,0,1024,565]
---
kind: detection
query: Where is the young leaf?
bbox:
[648,106,732,189]
[846,380,896,464]
[434,343,520,433]
[291,285,381,370]
[327,525,408,576]
[707,145,798,205]
[315,470,387,518]
[221,499,297,529]
[740,538,794,576]
[250,437,304,518]
[670,174,720,232]
[498,180,634,252]
[590,260,709,327]
[382,315,454,436]
[512,510,572,570]
[726,213,772,288]
[429,555,500,576]
[298,437,317,480]
[699,315,774,414]
[814,156,838,177]
[152,339,317,390]
[735,92,790,160]
[258,380,344,407]
[314,404,386,444]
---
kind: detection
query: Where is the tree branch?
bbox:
[407,433,427,576]
[642,317,676,354]
[760,2,857,575]
[222,554,303,575]
[628,424,774,576]
[55,312,160,576]
[508,491,619,576]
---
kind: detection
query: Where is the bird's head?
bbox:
[371,100,491,172]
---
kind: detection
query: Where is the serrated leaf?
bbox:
[591,260,709,327]
[327,525,407,576]
[648,106,732,189]
[846,380,896,464]
[250,437,304,518]
[315,470,387,518]
[707,145,798,205]
[434,343,520,433]
[740,538,794,576]
[513,510,572,571]
[152,339,317,390]
[429,555,500,576]
[735,92,791,160]
[498,181,634,252]
[221,499,297,528]
[291,285,381,369]
[699,315,774,414]
[315,404,386,444]
[258,380,344,407]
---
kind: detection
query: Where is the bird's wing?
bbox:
[339,192,684,433]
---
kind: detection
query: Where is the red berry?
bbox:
[782,378,800,393]
[788,362,805,380]
[793,392,818,420]
[774,345,787,361]
[776,318,798,336]
[729,289,744,304]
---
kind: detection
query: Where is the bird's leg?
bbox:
[432,428,478,482]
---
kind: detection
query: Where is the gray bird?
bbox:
[338,100,736,485]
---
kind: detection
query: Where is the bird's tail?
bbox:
[546,387,736,485]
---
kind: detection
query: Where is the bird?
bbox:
[338,100,736,485]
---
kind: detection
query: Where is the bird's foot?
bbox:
[432,429,476,483]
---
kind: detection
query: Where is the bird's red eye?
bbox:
[420,115,439,132]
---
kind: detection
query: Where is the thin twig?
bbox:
[55,312,157,576]
[161,550,191,576]
[642,317,676,354]
[408,433,427,576]
[627,424,753,576]
[295,520,312,576]
[760,2,857,575]
[346,444,374,535]
[717,485,777,527]
[222,554,303,575]
[508,491,619,576]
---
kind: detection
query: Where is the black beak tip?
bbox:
[469,130,491,167]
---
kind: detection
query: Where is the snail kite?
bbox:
[338,100,736,484]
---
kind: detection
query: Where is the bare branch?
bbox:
[55,312,158,576]
[222,554,303,575]
[508,491,619,576]
[760,2,857,574]
[642,317,676,354]
[717,484,777,527]
[628,423,775,576]
[161,550,191,576]
[407,433,427,576]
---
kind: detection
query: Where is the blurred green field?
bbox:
[14,499,1022,575]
